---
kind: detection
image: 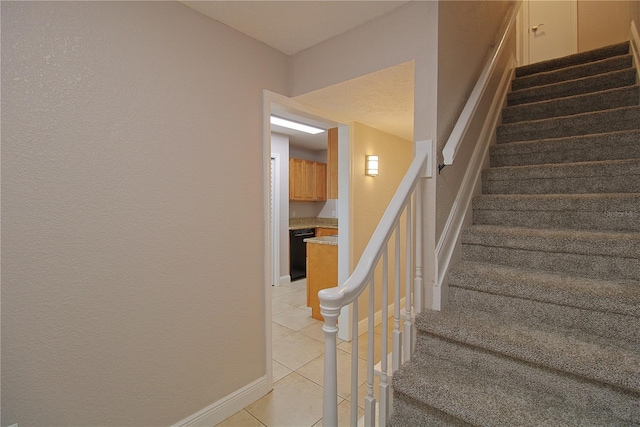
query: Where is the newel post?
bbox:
[321,303,340,427]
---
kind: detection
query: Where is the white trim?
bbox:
[629,20,640,77]
[357,298,406,337]
[270,154,280,287]
[521,0,577,66]
[435,56,517,289]
[173,376,269,427]
[279,274,291,286]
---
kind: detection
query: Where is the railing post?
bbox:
[321,306,340,427]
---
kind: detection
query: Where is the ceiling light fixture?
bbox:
[270,116,325,135]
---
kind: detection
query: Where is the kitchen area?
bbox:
[272,121,341,321]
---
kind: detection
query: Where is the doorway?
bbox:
[519,0,577,65]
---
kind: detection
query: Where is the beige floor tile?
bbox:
[273,288,308,308]
[297,348,368,400]
[337,332,384,364]
[245,372,323,427]
[272,332,325,371]
[312,398,364,427]
[272,298,298,316]
[271,322,296,343]
[299,320,344,345]
[273,306,317,331]
[270,284,299,299]
[272,360,292,383]
[216,409,265,427]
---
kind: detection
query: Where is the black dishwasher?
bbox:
[289,228,315,281]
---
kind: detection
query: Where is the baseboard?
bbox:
[357,297,406,337]
[278,275,291,286]
[173,376,270,427]
[435,55,517,289]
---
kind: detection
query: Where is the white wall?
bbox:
[271,133,291,282]
[578,0,640,52]
[1,2,288,425]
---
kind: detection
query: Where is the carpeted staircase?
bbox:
[390,42,640,426]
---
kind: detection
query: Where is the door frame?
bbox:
[518,0,578,66]
[262,90,352,389]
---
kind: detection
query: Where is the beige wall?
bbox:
[578,0,639,52]
[350,123,413,320]
[1,2,288,425]
[435,1,515,241]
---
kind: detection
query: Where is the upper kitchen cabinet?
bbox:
[289,158,327,202]
[327,128,338,199]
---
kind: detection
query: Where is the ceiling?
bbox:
[180,1,415,150]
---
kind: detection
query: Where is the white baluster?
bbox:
[404,197,414,363]
[350,300,359,427]
[379,251,390,427]
[392,223,402,372]
[321,305,340,427]
[365,277,376,427]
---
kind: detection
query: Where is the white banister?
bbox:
[319,139,431,426]
[441,0,522,167]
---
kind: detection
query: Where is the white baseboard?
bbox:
[357,297,406,337]
[278,275,291,286]
[173,376,270,427]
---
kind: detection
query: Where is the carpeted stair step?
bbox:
[496,105,640,144]
[502,85,639,124]
[512,53,633,91]
[490,129,640,167]
[472,193,640,232]
[415,310,640,397]
[507,68,637,106]
[515,41,630,78]
[448,261,640,318]
[482,158,640,195]
[461,225,640,280]
[388,395,470,427]
[391,331,639,426]
[448,281,640,351]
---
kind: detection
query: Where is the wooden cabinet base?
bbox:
[306,243,338,321]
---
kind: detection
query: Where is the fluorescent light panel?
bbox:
[270,116,325,135]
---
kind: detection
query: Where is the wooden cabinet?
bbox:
[289,158,327,201]
[315,227,337,237]
[327,128,338,199]
[306,242,338,320]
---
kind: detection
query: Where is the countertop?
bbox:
[289,217,338,231]
[304,235,338,246]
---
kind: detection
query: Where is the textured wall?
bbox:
[578,1,639,52]
[1,2,288,425]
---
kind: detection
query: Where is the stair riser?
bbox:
[413,333,640,422]
[462,244,640,281]
[496,106,640,144]
[389,394,470,427]
[512,54,633,91]
[502,86,639,124]
[490,130,640,167]
[474,208,640,232]
[508,68,637,106]
[448,286,640,351]
[483,172,640,195]
[515,42,630,78]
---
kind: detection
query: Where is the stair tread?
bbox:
[509,67,637,106]
[448,260,640,318]
[496,105,640,144]
[512,54,633,91]
[415,308,640,394]
[393,344,637,427]
[502,85,640,124]
[474,192,640,212]
[462,224,640,258]
[515,42,629,78]
[484,157,640,176]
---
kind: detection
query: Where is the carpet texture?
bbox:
[390,41,640,426]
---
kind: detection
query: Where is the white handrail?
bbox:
[318,140,430,311]
[319,139,431,426]
[441,0,522,167]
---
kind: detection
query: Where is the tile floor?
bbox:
[216,279,391,427]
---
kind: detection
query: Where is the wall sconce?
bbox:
[365,155,379,176]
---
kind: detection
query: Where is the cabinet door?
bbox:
[315,227,336,237]
[327,128,338,199]
[289,158,306,201]
[314,162,327,201]
[303,160,315,201]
